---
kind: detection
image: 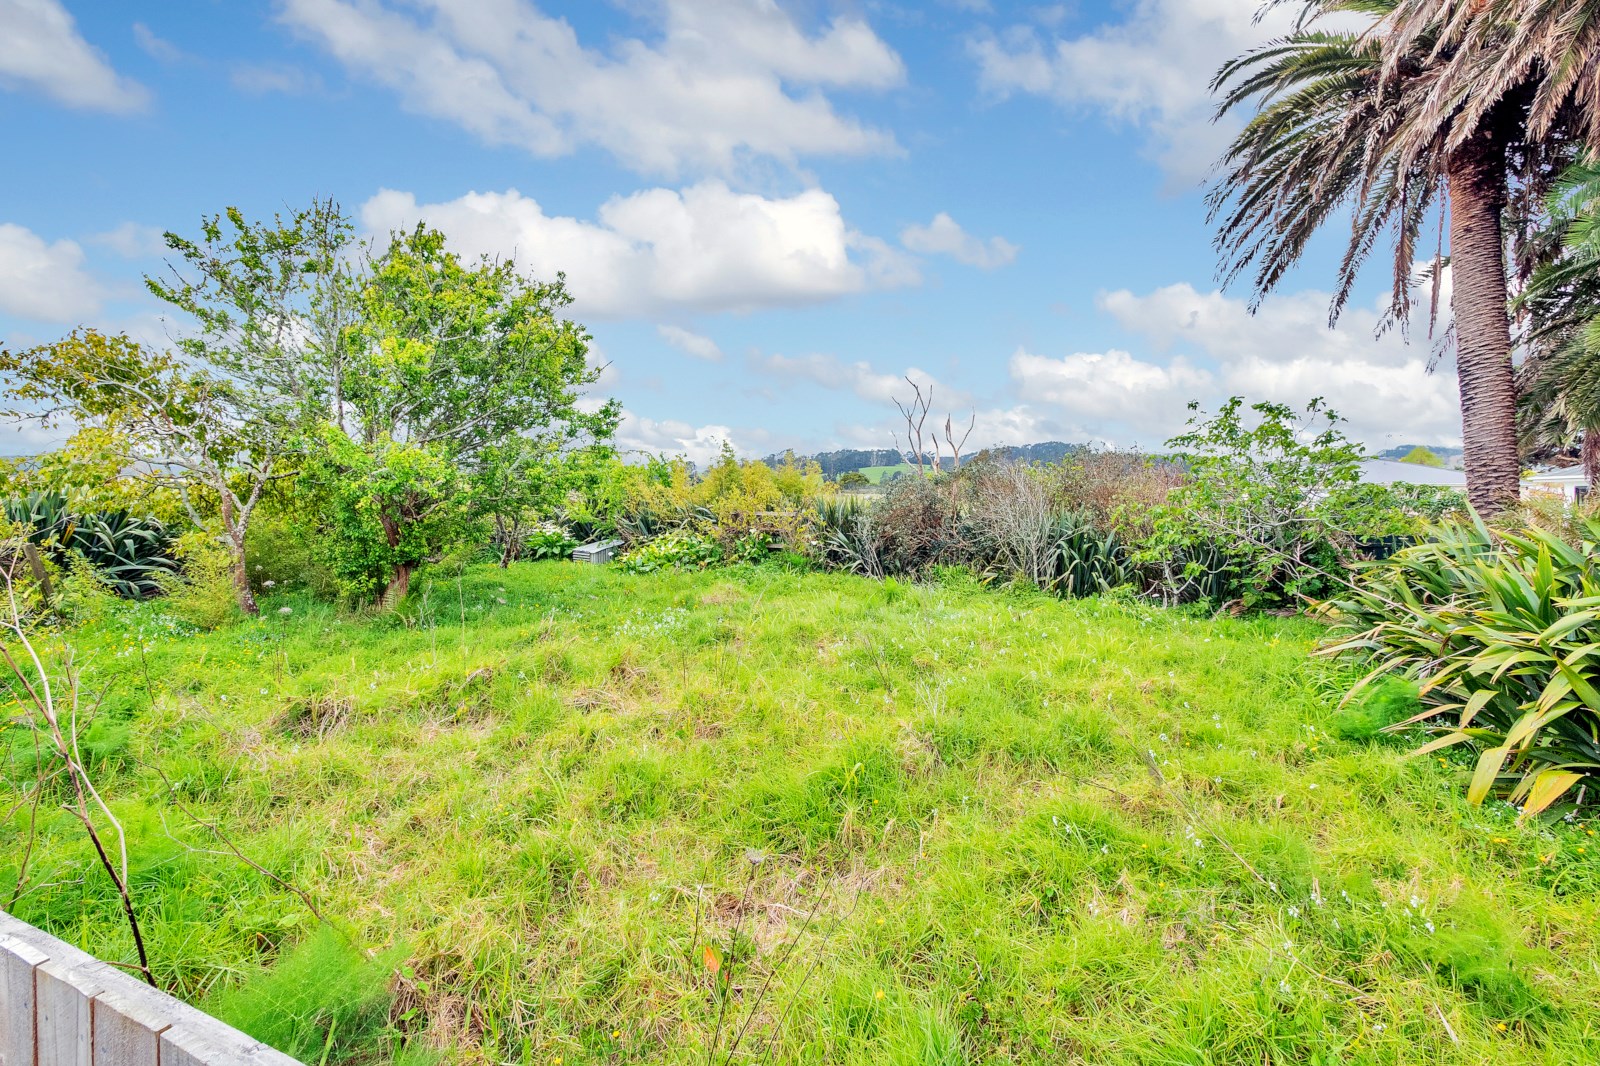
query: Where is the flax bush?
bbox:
[1323,515,1600,814]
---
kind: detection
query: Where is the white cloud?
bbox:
[1009,347,1210,434]
[657,325,723,362]
[132,22,183,63]
[970,0,1301,184]
[281,0,903,176]
[750,351,956,406]
[231,63,324,95]
[613,409,739,466]
[900,212,1018,269]
[1095,282,1461,447]
[0,223,104,323]
[0,0,150,112]
[89,222,167,259]
[360,181,917,318]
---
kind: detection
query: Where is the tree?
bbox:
[1209,0,1599,514]
[311,223,618,603]
[1399,445,1446,467]
[0,331,283,615]
[1518,158,1600,483]
[838,471,870,489]
[0,204,360,615]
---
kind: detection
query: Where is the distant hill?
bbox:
[760,441,1084,480]
[1378,444,1464,466]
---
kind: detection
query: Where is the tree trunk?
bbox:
[230,542,259,616]
[382,562,413,609]
[1447,141,1522,515]
[1583,429,1600,494]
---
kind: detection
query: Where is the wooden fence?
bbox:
[0,910,301,1066]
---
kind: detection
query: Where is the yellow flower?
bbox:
[611,1030,620,1039]
[1496,1022,1508,1032]
[874,989,885,1001]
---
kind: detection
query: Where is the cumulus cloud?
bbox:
[1097,282,1461,446]
[970,0,1302,184]
[900,212,1018,269]
[750,351,956,406]
[360,182,917,318]
[89,222,167,259]
[132,23,183,63]
[0,223,104,323]
[0,0,150,112]
[1009,347,1210,434]
[281,0,903,176]
[657,325,723,362]
[613,410,740,466]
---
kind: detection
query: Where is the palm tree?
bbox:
[1209,0,1599,514]
[1517,158,1600,481]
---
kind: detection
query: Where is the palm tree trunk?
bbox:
[1447,140,1522,515]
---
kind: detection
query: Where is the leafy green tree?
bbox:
[1399,446,1445,468]
[1518,158,1600,483]
[0,331,283,614]
[838,471,870,489]
[311,224,617,603]
[1139,398,1392,607]
[1210,0,1599,514]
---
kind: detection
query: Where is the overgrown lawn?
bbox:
[4,563,1599,1064]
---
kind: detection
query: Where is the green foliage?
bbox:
[300,430,470,602]
[10,564,1600,1065]
[521,521,579,562]
[2,491,178,600]
[161,532,244,630]
[1137,398,1393,608]
[618,528,723,573]
[301,222,617,602]
[1327,676,1421,742]
[1400,446,1446,468]
[1324,516,1600,814]
[837,471,870,489]
[209,927,401,1063]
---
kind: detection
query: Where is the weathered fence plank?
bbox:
[91,983,169,1066]
[35,957,104,1066]
[0,926,49,1066]
[1,911,304,1066]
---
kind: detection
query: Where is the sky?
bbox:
[0,0,1465,464]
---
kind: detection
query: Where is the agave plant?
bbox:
[1049,512,1135,597]
[1322,515,1600,817]
[2,492,176,600]
[69,510,179,600]
[3,490,76,549]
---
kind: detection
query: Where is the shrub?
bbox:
[162,532,244,630]
[1322,516,1600,815]
[1,491,178,600]
[1133,398,1401,609]
[618,529,724,573]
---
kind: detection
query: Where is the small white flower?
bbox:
[263,579,277,588]
[278,606,292,615]
[259,688,268,695]
[1287,905,1300,918]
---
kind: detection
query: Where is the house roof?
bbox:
[1523,467,1590,485]
[1358,459,1468,487]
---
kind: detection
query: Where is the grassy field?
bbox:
[856,463,917,484]
[4,563,1600,1065]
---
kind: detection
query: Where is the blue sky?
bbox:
[0,0,1463,463]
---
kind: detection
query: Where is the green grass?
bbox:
[856,463,917,484]
[5,562,1600,1065]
